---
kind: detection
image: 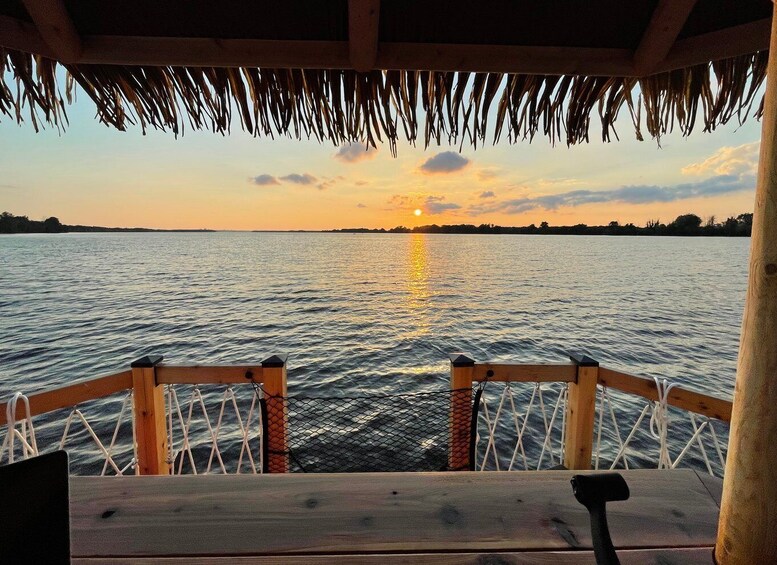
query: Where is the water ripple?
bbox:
[0,232,747,467]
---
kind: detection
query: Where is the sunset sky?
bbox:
[0,85,763,231]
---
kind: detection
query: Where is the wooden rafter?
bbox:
[0,14,53,58]
[21,0,81,63]
[376,43,635,76]
[348,0,380,72]
[656,18,771,75]
[633,0,698,76]
[0,15,769,77]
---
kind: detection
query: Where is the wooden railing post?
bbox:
[130,355,169,476]
[564,353,599,470]
[262,354,289,473]
[449,353,474,471]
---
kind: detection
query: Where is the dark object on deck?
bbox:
[0,450,71,564]
[571,472,630,565]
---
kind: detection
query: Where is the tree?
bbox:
[43,217,63,233]
[669,213,703,235]
[539,221,549,230]
[737,213,753,229]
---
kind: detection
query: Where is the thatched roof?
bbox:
[0,0,772,150]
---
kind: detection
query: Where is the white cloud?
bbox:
[387,193,462,215]
[250,174,279,186]
[335,143,377,163]
[419,151,470,174]
[682,142,760,177]
[280,173,317,185]
[469,173,755,215]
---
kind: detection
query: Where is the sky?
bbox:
[0,82,765,231]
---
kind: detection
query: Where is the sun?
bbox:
[414,209,422,216]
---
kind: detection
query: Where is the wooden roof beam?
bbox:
[633,0,698,76]
[348,0,380,72]
[0,14,54,57]
[654,18,771,75]
[21,0,82,63]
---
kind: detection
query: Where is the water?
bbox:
[0,232,748,471]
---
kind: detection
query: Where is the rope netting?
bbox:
[263,388,473,473]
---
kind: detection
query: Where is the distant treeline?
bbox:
[333,213,754,237]
[0,212,212,233]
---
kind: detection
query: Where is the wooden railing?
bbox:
[1,352,732,475]
[0,354,287,475]
[450,352,733,472]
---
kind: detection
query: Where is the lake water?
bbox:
[0,233,748,472]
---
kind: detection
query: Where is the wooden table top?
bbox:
[70,469,722,564]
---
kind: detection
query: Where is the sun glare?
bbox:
[414,209,422,216]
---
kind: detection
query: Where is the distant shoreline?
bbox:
[1,212,753,237]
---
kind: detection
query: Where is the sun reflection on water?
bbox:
[405,234,432,338]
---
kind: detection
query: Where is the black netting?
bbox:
[262,388,474,473]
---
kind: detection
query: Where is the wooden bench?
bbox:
[70,469,722,564]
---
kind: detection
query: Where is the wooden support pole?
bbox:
[716,6,777,563]
[21,0,82,63]
[130,355,169,476]
[348,0,380,72]
[564,354,599,470]
[262,354,289,473]
[632,0,697,76]
[449,353,474,471]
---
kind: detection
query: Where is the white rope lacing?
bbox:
[598,378,728,477]
[650,377,678,469]
[59,392,135,475]
[167,384,263,475]
[476,382,567,471]
[0,393,38,463]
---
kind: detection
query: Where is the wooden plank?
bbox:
[83,38,635,76]
[0,14,55,57]
[655,18,771,75]
[597,368,732,422]
[21,0,82,62]
[80,39,634,76]
[69,469,720,557]
[155,365,263,385]
[0,371,132,426]
[695,471,723,509]
[0,15,636,76]
[71,547,716,564]
[348,0,380,72]
[633,0,698,76]
[717,9,777,563]
[377,43,636,76]
[474,364,577,384]
[564,364,599,470]
[131,363,169,476]
[0,11,767,76]
[79,35,350,69]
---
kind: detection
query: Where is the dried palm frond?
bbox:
[0,47,768,151]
